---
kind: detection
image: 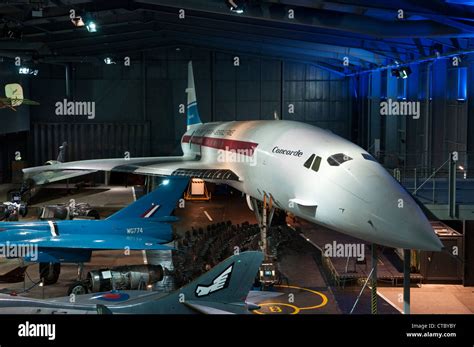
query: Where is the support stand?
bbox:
[350,267,374,314]
[448,152,457,218]
[371,244,378,314]
[76,263,84,281]
[250,195,278,288]
[403,249,411,314]
[104,171,110,186]
[250,195,275,257]
[350,244,379,314]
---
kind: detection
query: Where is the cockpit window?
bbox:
[362,153,377,162]
[303,154,322,172]
[327,153,352,166]
[311,156,321,172]
[304,154,315,169]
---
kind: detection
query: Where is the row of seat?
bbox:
[171,221,261,287]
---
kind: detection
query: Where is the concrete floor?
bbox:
[0,184,473,314]
[378,284,474,314]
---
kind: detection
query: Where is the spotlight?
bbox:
[71,16,85,27]
[225,0,245,14]
[18,67,30,75]
[86,21,97,32]
[399,66,411,79]
[162,179,170,186]
[391,66,411,79]
[18,67,39,76]
[103,57,116,65]
[84,15,98,32]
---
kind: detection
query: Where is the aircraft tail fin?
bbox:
[185,61,202,130]
[177,251,263,310]
[106,177,188,221]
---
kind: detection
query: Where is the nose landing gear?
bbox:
[249,194,279,288]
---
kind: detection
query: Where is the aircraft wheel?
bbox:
[39,262,61,285]
[68,281,89,296]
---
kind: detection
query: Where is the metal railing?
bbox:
[375,151,474,205]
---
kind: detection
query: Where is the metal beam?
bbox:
[135,0,469,38]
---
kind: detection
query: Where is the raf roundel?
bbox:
[93,292,130,302]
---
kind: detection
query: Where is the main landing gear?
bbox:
[39,262,61,285]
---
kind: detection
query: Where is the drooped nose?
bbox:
[366,173,444,251]
[325,157,443,251]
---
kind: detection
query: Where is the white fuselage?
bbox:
[180,120,442,251]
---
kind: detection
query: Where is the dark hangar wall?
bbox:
[0,67,31,182]
[354,58,473,175]
[27,47,352,166]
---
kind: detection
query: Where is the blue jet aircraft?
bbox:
[0,177,189,284]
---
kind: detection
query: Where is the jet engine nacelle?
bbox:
[88,264,164,293]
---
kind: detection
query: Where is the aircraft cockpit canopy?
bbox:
[361,153,377,162]
[327,153,352,166]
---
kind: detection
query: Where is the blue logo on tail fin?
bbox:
[187,101,201,127]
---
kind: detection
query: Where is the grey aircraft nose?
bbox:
[326,158,443,250]
[368,174,444,251]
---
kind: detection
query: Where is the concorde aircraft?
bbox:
[0,177,188,284]
[0,251,266,314]
[23,62,443,251]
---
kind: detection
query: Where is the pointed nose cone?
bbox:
[399,209,444,251]
[407,205,444,251]
[362,172,443,251]
[325,153,443,251]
